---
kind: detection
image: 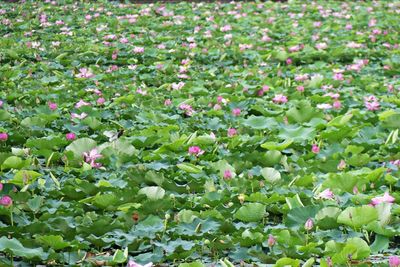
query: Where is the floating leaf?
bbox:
[337,206,378,229]
[65,138,97,160]
[177,163,203,173]
[243,116,277,130]
[234,203,266,222]
[36,235,69,250]
[261,139,293,151]
[0,237,47,260]
[1,156,23,170]
[112,247,128,264]
[179,262,205,267]
[11,170,42,186]
[138,186,165,200]
[261,167,281,183]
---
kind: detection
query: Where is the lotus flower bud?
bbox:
[305,218,314,230]
[267,235,276,247]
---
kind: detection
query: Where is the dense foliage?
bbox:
[0,0,400,266]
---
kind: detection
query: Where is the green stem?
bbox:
[306,231,309,246]
[10,207,13,227]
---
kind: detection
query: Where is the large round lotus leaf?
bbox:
[138,186,166,201]
[65,138,97,159]
[234,203,266,222]
[337,206,378,229]
[261,167,281,184]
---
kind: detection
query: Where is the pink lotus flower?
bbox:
[104,34,117,40]
[365,95,378,102]
[317,103,332,110]
[94,89,102,96]
[353,186,359,195]
[133,47,144,54]
[213,104,221,110]
[171,82,185,90]
[83,148,102,168]
[262,35,272,42]
[267,235,276,247]
[368,18,377,27]
[71,113,88,120]
[75,99,90,108]
[337,160,346,170]
[223,170,232,180]
[239,44,252,51]
[188,146,204,157]
[371,192,395,206]
[333,72,344,81]
[295,74,309,81]
[314,21,322,27]
[333,101,342,109]
[66,133,76,141]
[272,94,288,104]
[112,50,118,60]
[164,99,172,106]
[220,24,231,32]
[315,42,328,50]
[0,133,8,141]
[224,34,232,40]
[288,45,302,52]
[126,260,153,267]
[324,93,340,100]
[365,101,380,111]
[311,144,320,154]
[296,86,304,92]
[136,88,147,95]
[305,218,314,230]
[0,100,3,107]
[120,37,129,44]
[227,128,237,137]
[179,104,194,116]
[364,95,380,111]
[318,188,334,200]
[97,97,105,105]
[347,42,363,49]
[389,160,400,167]
[48,102,57,110]
[75,68,94,78]
[232,108,241,116]
[0,195,12,207]
[389,256,400,267]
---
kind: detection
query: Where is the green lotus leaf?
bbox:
[261,167,281,184]
[177,162,203,173]
[0,237,47,260]
[337,206,378,229]
[234,203,266,222]
[65,138,97,160]
[138,186,165,200]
